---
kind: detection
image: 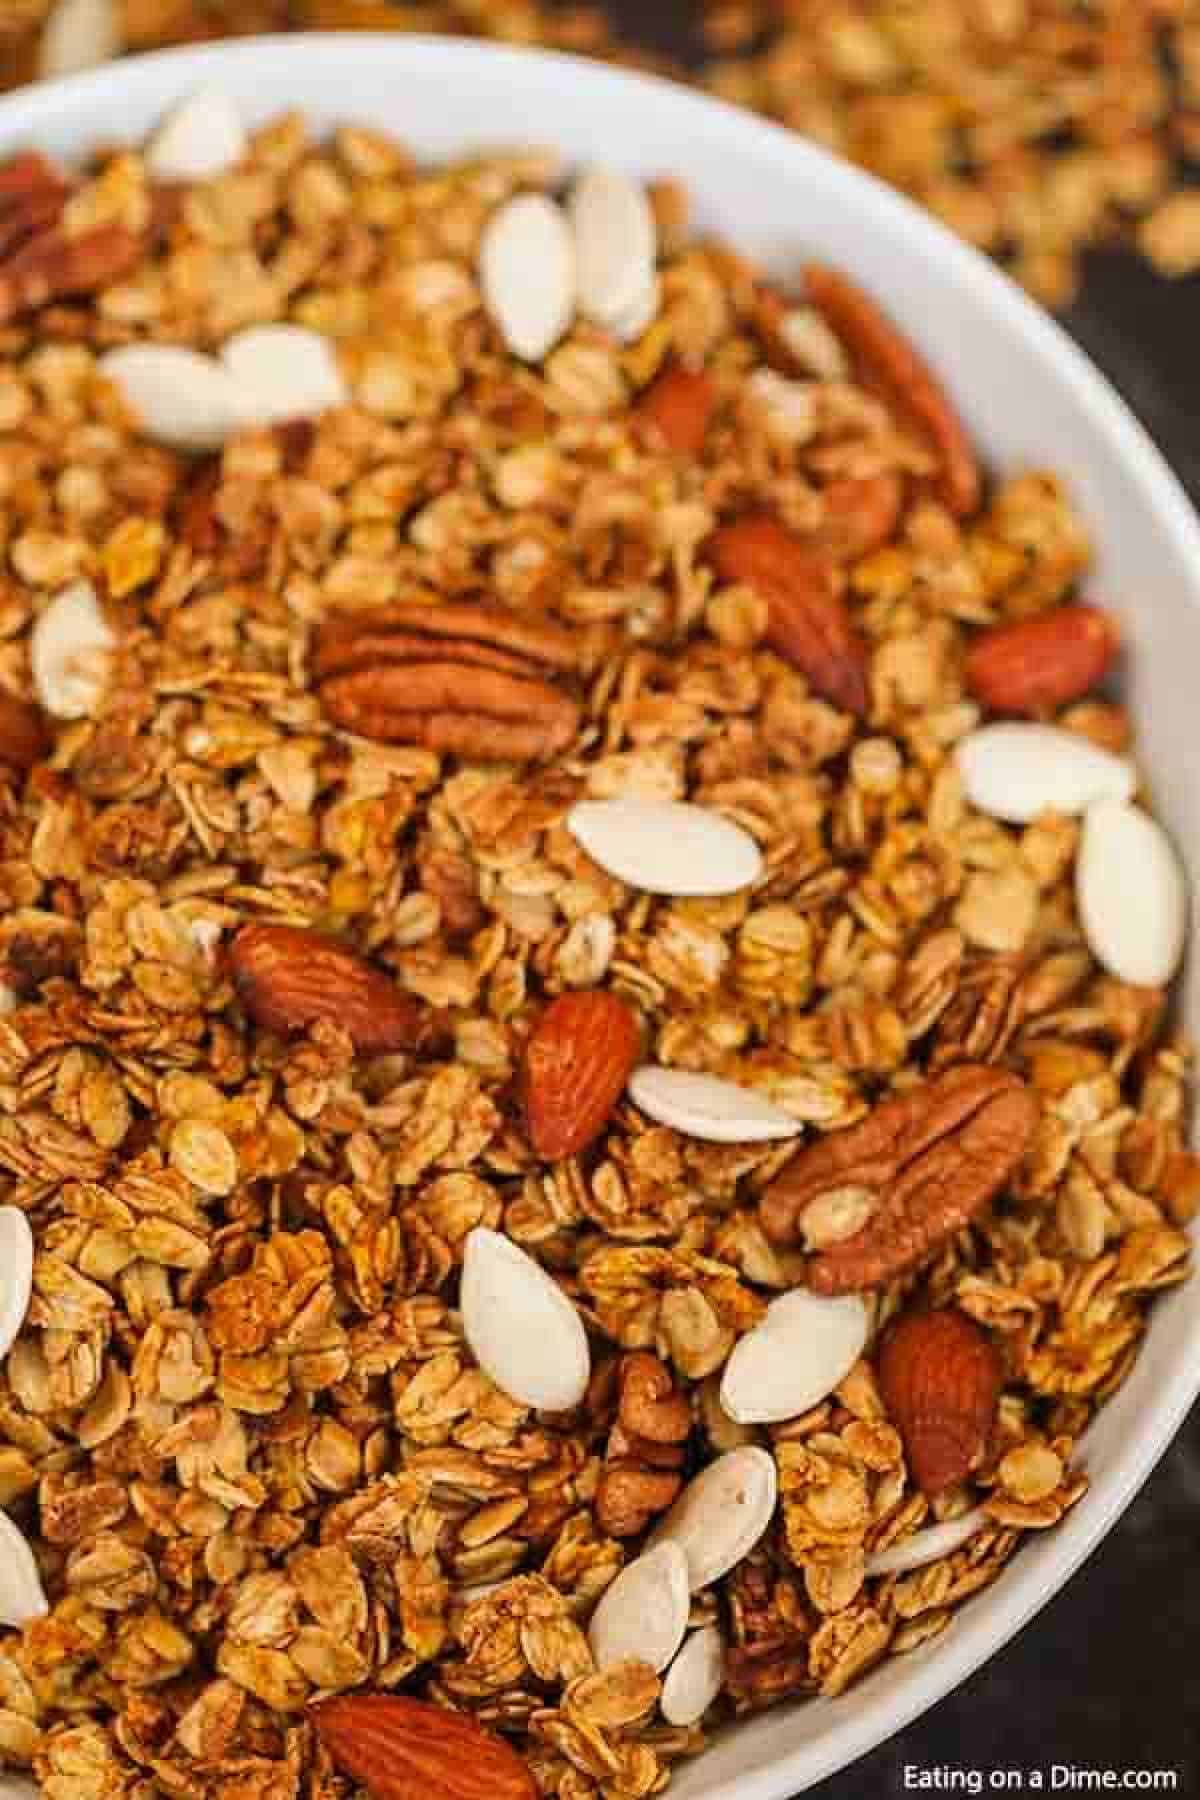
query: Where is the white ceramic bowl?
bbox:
[4,33,1198,1799]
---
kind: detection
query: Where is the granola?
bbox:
[0,103,1189,1798]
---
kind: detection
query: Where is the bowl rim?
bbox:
[3,33,1200,1799]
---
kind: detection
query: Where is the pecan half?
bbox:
[803,264,981,519]
[761,1064,1038,1292]
[707,513,869,716]
[0,216,144,325]
[595,1351,690,1538]
[635,362,717,454]
[315,599,580,762]
[0,694,49,775]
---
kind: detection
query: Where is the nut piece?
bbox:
[707,514,869,716]
[0,211,142,323]
[877,1308,1002,1495]
[964,603,1121,716]
[316,599,580,762]
[803,264,981,518]
[761,1064,1038,1291]
[635,363,716,454]
[523,990,641,1160]
[816,472,905,562]
[596,1352,690,1537]
[311,1692,536,1800]
[0,695,48,774]
[229,922,443,1056]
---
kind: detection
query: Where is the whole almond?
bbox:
[311,1693,536,1800]
[636,363,716,454]
[707,514,869,716]
[964,603,1120,716]
[229,923,443,1056]
[523,989,640,1159]
[877,1308,1002,1495]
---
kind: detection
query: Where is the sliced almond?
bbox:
[0,1209,33,1365]
[720,1289,869,1425]
[460,1227,590,1412]
[38,0,120,77]
[1077,799,1188,987]
[866,1507,987,1577]
[479,193,576,363]
[957,722,1136,824]
[99,344,254,451]
[221,325,348,427]
[145,89,247,183]
[588,1541,689,1673]
[566,799,762,897]
[628,1067,800,1143]
[0,1511,47,1629]
[569,166,657,327]
[650,1447,777,1592]
[31,579,115,720]
[661,1625,725,1727]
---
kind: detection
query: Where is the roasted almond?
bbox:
[635,362,716,454]
[523,989,640,1159]
[964,603,1120,716]
[877,1307,1003,1495]
[229,923,444,1055]
[0,694,48,774]
[707,513,869,716]
[311,1692,536,1800]
[803,264,980,519]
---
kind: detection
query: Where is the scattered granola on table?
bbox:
[0,91,1191,1799]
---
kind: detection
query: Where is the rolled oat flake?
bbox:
[566,799,763,897]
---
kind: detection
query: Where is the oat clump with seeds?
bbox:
[0,95,1191,1799]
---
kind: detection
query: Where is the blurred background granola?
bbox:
[5,0,1200,493]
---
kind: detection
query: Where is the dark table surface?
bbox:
[602,3,1200,1794]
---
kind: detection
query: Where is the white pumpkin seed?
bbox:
[720,1289,868,1425]
[866,1508,987,1577]
[661,1625,725,1726]
[567,799,762,897]
[460,1227,589,1412]
[609,273,660,344]
[1077,799,1188,987]
[31,579,115,720]
[145,89,247,182]
[479,194,576,363]
[569,165,656,327]
[222,325,348,427]
[628,1067,800,1144]
[0,1210,33,1366]
[99,344,254,451]
[0,1511,47,1629]
[957,722,1135,824]
[588,1541,689,1674]
[650,1447,777,1592]
[38,0,119,77]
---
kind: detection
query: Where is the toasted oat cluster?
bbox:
[0,105,1193,1800]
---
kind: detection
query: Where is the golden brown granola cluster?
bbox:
[0,115,1191,1800]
